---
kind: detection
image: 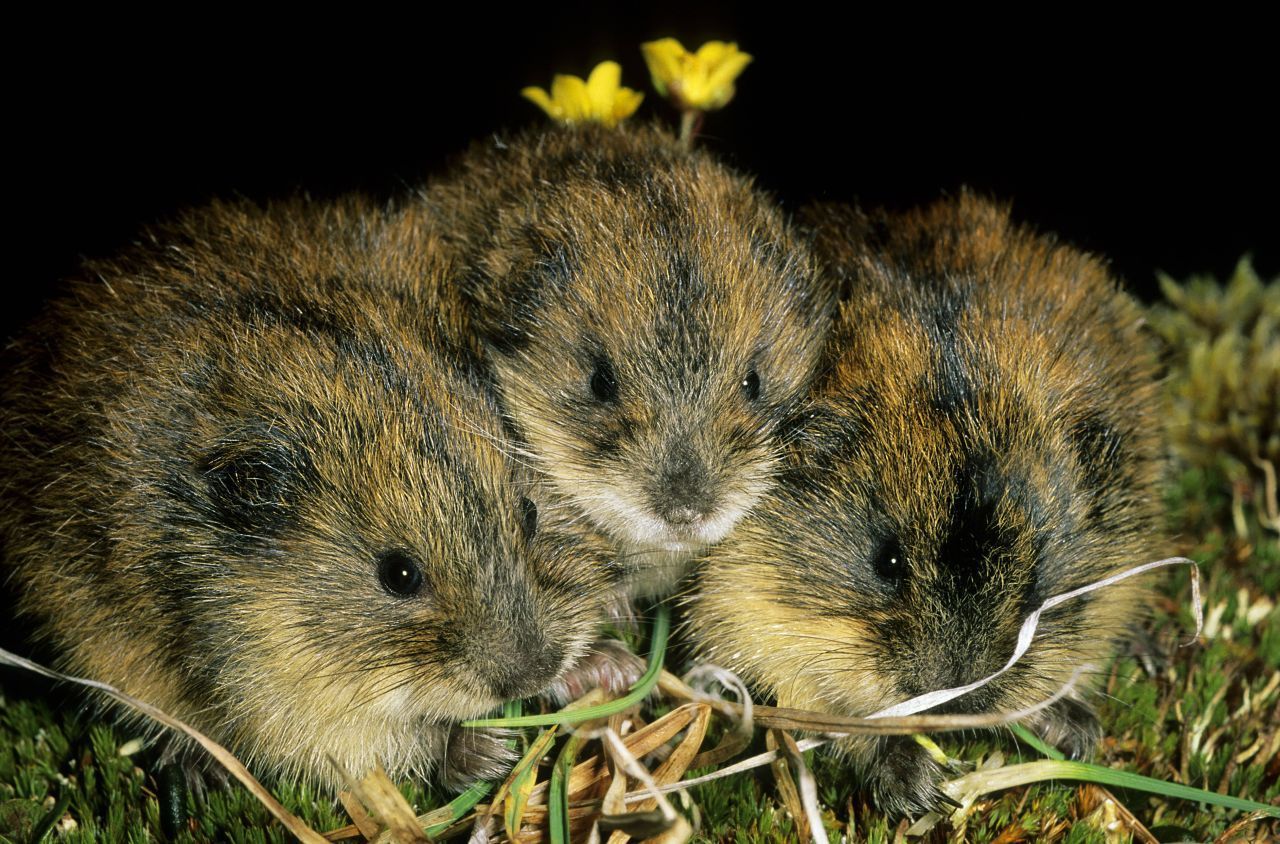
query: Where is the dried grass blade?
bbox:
[746,702,1049,734]
[657,669,741,722]
[600,728,681,843]
[0,645,329,844]
[599,742,630,844]
[620,704,699,759]
[1212,811,1277,844]
[541,704,701,805]
[776,731,828,844]
[688,729,753,770]
[630,704,711,812]
[321,823,363,842]
[338,789,381,840]
[334,763,426,844]
[766,730,809,842]
[623,737,830,802]
[1078,785,1159,844]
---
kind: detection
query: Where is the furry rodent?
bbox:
[685,194,1164,816]
[0,196,614,790]
[425,124,835,596]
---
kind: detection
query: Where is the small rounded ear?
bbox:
[787,398,872,462]
[799,201,878,302]
[465,223,579,356]
[1067,412,1127,496]
[198,439,302,534]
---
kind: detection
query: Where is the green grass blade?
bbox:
[996,724,1270,815]
[425,780,492,839]
[462,604,671,728]
[1008,722,1065,761]
[549,733,587,844]
[947,759,1278,816]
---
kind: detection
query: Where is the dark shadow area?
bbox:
[9,12,1275,340]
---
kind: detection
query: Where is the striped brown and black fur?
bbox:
[686,194,1164,817]
[423,124,835,597]
[0,196,615,790]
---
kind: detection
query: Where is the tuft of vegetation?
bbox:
[1149,257,1280,535]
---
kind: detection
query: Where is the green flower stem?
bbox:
[679,110,697,148]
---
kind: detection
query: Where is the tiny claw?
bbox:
[936,789,963,810]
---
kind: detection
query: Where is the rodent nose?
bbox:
[482,635,567,700]
[665,507,703,527]
[654,446,714,527]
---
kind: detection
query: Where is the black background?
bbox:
[10,11,1276,341]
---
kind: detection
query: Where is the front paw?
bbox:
[1027,697,1102,760]
[440,726,516,792]
[543,638,647,705]
[863,736,956,819]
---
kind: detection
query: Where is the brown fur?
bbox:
[685,193,1165,816]
[422,124,835,596]
[0,196,615,789]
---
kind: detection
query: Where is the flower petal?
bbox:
[704,49,752,109]
[611,88,645,125]
[521,86,559,119]
[695,40,734,66]
[586,61,623,121]
[640,37,688,98]
[551,73,591,122]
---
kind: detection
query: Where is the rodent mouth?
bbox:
[581,483,757,552]
[629,508,742,551]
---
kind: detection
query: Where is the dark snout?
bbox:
[890,613,1018,715]
[473,623,568,700]
[651,443,716,528]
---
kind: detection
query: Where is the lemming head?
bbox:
[452,126,834,558]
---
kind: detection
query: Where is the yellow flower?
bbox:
[521,61,644,128]
[641,38,753,111]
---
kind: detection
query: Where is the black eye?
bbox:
[520,497,538,539]
[590,358,618,402]
[872,539,905,582]
[740,368,760,401]
[377,550,424,598]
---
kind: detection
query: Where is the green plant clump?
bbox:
[1148,257,1279,534]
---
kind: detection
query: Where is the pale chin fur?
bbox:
[600,488,752,548]
[590,490,761,597]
